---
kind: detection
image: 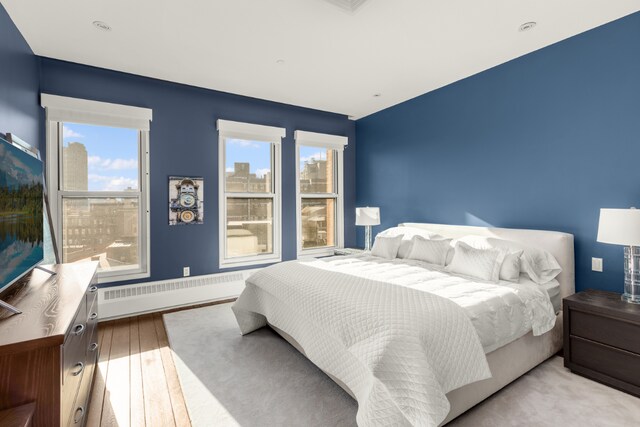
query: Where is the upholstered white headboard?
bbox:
[399,223,576,300]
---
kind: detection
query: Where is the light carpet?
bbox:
[164,303,640,427]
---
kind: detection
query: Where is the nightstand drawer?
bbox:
[571,337,640,388]
[570,310,640,354]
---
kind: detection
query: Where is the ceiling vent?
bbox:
[323,0,370,12]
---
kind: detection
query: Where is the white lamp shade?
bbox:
[597,208,640,246]
[356,207,380,226]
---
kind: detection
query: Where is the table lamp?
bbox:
[597,208,640,303]
[356,207,380,251]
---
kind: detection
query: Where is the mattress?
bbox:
[310,254,557,353]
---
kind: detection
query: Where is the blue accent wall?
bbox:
[356,12,640,294]
[0,4,40,150]
[39,59,356,286]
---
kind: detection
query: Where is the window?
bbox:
[295,131,347,257]
[217,120,285,268]
[42,94,152,283]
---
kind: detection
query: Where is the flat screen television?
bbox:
[0,135,44,294]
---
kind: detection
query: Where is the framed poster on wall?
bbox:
[169,176,204,225]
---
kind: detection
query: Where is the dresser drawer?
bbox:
[69,328,99,427]
[61,299,89,427]
[570,309,640,354]
[571,337,640,388]
[86,323,99,363]
[86,284,98,319]
[62,298,88,379]
[86,299,98,342]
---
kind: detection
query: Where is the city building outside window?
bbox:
[42,94,152,284]
[217,120,285,268]
[295,131,347,258]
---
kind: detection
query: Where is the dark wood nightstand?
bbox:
[563,289,640,397]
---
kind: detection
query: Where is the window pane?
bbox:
[62,198,139,271]
[226,198,273,257]
[301,198,335,249]
[225,138,272,193]
[62,123,139,191]
[300,146,335,194]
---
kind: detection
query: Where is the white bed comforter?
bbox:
[310,255,557,353]
[233,259,493,426]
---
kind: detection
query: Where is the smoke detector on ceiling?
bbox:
[323,0,370,12]
[519,22,537,32]
[93,21,112,31]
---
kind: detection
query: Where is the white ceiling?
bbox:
[3,0,640,119]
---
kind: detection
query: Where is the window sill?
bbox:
[297,247,338,260]
[219,255,282,270]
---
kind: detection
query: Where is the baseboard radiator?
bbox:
[98,269,259,320]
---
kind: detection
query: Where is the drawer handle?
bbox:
[89,342,98,352]
[71,362,84,376]
[73,406,85,424]
[72,324,85,336]
[89,312,98,320]
[89,285,98,294]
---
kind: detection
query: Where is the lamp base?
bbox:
[364,226,372,251]
[623,246,640,304]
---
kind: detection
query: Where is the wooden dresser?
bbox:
[563,289,640,397]
[0,262,99,427]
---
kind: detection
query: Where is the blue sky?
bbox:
[299,145,328,170]
[63,123,139,191]
[225,139,271,176]
[224,139,327,177]
[61,127,329,190]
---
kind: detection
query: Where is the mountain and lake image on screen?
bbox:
[0,137,44,291]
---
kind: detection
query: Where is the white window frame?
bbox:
[295,130,347,258]
[217,120,285,269]
[41,94,152,284]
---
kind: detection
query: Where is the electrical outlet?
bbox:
[183,266,190,277]
[592,257,603,272]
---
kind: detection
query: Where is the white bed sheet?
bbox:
[311,254,557,353]
[542,279,561,313]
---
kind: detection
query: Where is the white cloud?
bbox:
[63,126,83,139]
[226,167,234,172]
[104,177,138,191]
[88,174,112,182]
[88,174,138,191]
[88,155,137,170]
[255,168,271,178]
[300,152,325,163]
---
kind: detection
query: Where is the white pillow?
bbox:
[457,236,561,284]
[406,236,452,266]
[446,242,506,282]
[371,234,404,259]
[500,251,524,282]
[377,226,444,258]
[451,240,522,281]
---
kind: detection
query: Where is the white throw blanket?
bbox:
[233,261,492,426]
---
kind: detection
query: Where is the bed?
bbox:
[233,222,575,426]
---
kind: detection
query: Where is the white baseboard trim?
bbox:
[98,269,259,320]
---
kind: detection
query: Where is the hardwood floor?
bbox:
[87,301,233,427]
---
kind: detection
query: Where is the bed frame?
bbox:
[271,222,575,425]
[399,223,575,425]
